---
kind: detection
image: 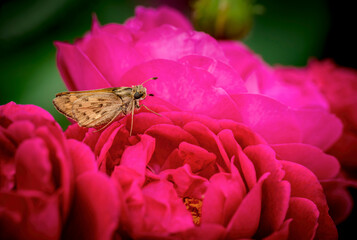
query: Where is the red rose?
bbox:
[53,5,354,239]
[0,102,72,239]
[0,102,119,240]
[66,110,338,239]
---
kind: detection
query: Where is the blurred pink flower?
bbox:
[0,102,119,240]
[54,5,356,239]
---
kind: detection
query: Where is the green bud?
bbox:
[192,0,263,40]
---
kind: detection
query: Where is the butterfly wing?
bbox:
[71,93,124,128]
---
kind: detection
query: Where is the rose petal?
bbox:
[184,121,231,172]
[294,109,343,150]
[135,25,227,62]
[282,161,338,239]
[76,27,143,86]
[138,180,194,235]
[230,94,302,144]
[120,59,241,121]
[121,134,155,178]
[271,143,340,179]
[217,128,256,189]
[178,55,247,94]
[0,191,61,240]
[171,223,226,240]
[226,173,270,239]
[62,172,119,240]
[322,180,354,224]
[55,42,111,90]
[286,197,319,240]
[262,219,292,240]
[6,120,35,144]
[15,138,55,193]
[0,102,54,122]
[243,145,290,237]
[160,164,208,198]
[125,6,193,32]
[202,171,246,227]
[67,139,97,177]
[145,123,197,171]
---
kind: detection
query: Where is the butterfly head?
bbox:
[132,85,147,100]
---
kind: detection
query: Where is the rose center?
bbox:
[183,197,202,226]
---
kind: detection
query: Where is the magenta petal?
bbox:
[243,145,290,237]
[160,165,208,198]
[63,172,119,240]
[271,143,340,180]
[130,112,173,135]
[15,138,55,193]
[125,6,193,32]
[145,123,197,169]
[263,219,292,240]
[294,109,343,150]
[286,197,319,240]
[282,161,338,239]
[135,25,227,62]
[55,42,111,90]
[120,59,240,120]
[77,30,143,86]
[173,223,226,239]
[0,192,61,240]
[202,172,246,226]
[140,181,194,234]
[217,128,256,189]
[178,55,247,94]
[0,102,54,123]
[67,139,96,177]
[323,182,353,224]
[183,121,231,172]
[231,94,302,144]
[226,173,269,239]
[6,120,35,144]
[120,134,155,177]
[243,144,284,180]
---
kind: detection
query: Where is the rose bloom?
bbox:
[0,102,119,240]
[55,5,354,239]
[219,42,357,177]
[66,110,338,239]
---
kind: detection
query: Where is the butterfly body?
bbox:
[53,85,148,129]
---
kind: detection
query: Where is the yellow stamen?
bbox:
[183,197,202,225]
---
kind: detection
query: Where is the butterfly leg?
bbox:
[130,100,136,136]
[140,104,162,116]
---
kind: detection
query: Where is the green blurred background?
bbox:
[0,0,356,237]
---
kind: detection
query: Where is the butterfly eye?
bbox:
[134,92,144,99]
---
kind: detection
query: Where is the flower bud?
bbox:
[192,0,263,40]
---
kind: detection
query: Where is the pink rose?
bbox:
[0,102,119,240]
[0,102,72,239]
[54,5,351,238]
[66,110,338,239]
[56,6,341,152]
[218,41,357,223]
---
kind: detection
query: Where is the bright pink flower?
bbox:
[54,5,352,238]
[0,102,119,240]
[218,41,357,223]
[67,111,338,239]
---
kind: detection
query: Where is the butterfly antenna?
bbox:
[140,77,158,86]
